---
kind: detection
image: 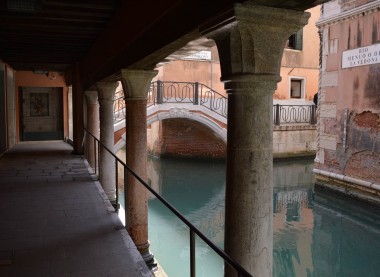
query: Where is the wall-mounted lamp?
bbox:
[46,72,56,80]
[33,70,58,80]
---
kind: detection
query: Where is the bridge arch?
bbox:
[114,105,227,153]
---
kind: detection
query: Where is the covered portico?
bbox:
[0,1,326,276]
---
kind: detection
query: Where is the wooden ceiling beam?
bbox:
[81,0,184,87]
[0,17,106,28]
[0,30,97,39]
[43,0,119,11]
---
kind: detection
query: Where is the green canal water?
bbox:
[117,152,380,277]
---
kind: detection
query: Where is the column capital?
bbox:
[120,69,158,100]
[96,81,118,101]
[84,91,98,105]
[200,4,310,79]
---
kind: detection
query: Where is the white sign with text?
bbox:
[182,51,211,61]
[342,43,380,68]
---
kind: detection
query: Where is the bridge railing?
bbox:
[273,104,317,125]
[83,128,252,277]
[114,80,317,126]
[148,80,228,118]
[114,89,126,124]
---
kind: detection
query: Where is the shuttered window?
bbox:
[287,29,303,51]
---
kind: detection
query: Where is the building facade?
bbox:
[314,0,380,203]
[146,6,320,159]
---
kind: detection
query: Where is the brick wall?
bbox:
[149,118,226,158]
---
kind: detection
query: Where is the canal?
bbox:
[117,151,380,277]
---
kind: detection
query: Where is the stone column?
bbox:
[68,86,73,141]
[200,3,310,277]
[72,63,84,154]
[96,82,118,204]
[84,91,99,169]
[120,69,157,267]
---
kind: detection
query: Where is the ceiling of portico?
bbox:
[0,0,328,89]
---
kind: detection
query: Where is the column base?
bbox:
[137,241,157,270]
[106,190,117,210]
[110,200,120,211]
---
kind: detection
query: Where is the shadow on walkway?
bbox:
[0,141,151,277]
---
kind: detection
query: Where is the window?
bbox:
[290,78,305,99]
[287,29,303,50]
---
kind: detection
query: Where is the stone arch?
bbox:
[147,110,227,142]
[114,108,227,153]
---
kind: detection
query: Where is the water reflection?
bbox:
[312,190,380,277]
[116,148,380,277]
[272,161,315,277]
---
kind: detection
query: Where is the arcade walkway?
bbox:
[0,141,151,277]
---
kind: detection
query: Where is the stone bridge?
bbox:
[113,81,317,157]
[115,102,227,153]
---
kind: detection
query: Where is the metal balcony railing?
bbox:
[83,128,252,277]
[114,80,317,126]
[273,104,317,125]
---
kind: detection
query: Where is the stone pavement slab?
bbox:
[0,141,152,277]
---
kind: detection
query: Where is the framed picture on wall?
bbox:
[30,93,49,116]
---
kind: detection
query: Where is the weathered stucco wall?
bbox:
[273,125,317,157]
[315,1,380,197]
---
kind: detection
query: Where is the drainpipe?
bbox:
[210,59,213,91]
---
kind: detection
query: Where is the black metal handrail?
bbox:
[148,81,228,118]
[83,128,252,277]
[114,80,317,126]
[273,104,316,125]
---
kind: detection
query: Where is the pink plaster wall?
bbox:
[274,6,320,101]
[275,67,319,101]
[281,6,320,69]
[156,59,225,95]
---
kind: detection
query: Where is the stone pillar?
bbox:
[68,86,73,141]
[84,91,99,169]
[200,3,310,277]
[120,69,157,267]
[96,82,118,204]
[72,63,84,154]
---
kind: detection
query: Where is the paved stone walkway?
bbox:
[0,141,152,277]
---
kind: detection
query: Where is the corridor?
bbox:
[0,141,151,276]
